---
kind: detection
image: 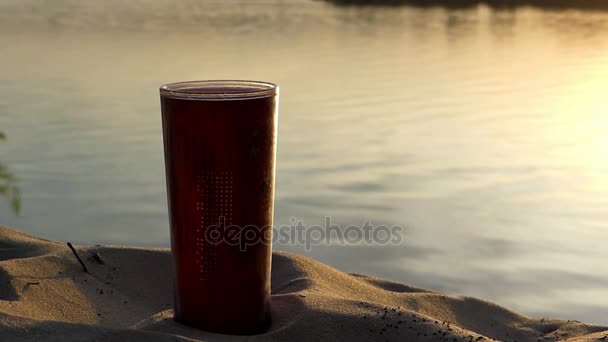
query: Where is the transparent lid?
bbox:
[160,80,278,101]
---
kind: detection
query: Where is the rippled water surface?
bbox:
[1,0,608,324]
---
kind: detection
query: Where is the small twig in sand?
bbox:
[26,282,40,285]
[67,242,89,273]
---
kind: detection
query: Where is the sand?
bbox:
[0,224,605,342]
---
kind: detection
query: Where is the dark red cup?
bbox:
[160,80,278,335]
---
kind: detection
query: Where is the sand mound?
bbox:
[0,224,604,341]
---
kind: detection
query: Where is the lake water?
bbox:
[1,0,608,324]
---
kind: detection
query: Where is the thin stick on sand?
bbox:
[67,242,88,273]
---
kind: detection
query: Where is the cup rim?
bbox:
[160,80,278,101]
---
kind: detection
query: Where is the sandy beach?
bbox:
[0,224,604,342]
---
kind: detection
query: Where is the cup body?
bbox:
[160,80,278,334]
